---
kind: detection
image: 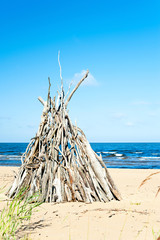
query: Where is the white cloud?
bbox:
[111,113,135,127]
[72,70,98,86]
[125,121,135,127]
[112,112,126,119]
[148,111,157,117]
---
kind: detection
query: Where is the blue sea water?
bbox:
[0,142,160,169]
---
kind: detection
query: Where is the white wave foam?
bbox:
[0,155,21,160]
[103,151,117,154]
[115,153,123,157]
[140,157,160,159]
[7,155,21,158]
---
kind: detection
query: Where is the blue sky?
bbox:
[0,0,160,142]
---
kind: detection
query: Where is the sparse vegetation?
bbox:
[0,188,42,240]
[152,228,160,240]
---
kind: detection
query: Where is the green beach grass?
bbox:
[0,188,42,240]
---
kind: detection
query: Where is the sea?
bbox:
[0,142,160,169]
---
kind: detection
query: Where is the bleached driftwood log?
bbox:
[7,68,121,203]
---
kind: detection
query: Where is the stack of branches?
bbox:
[7,68,121,203]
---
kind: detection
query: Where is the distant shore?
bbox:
[0,167,160,240]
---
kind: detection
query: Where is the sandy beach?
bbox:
[0,167,160,240]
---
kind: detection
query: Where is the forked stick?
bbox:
[65,70,89,107]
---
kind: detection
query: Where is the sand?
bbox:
[0,167,160,240]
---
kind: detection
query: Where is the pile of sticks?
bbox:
[8,69,121,202]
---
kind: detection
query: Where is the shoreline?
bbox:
[0,167,160,239]
[1,165,160,169]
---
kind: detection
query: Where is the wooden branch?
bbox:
[47,77,51,104]
[58,51,63,87]
[65,70,89,107]
[38,96,45,106]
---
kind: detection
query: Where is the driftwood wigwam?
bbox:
[8,68,121,203]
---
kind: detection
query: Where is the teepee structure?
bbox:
[8,65,121,203]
